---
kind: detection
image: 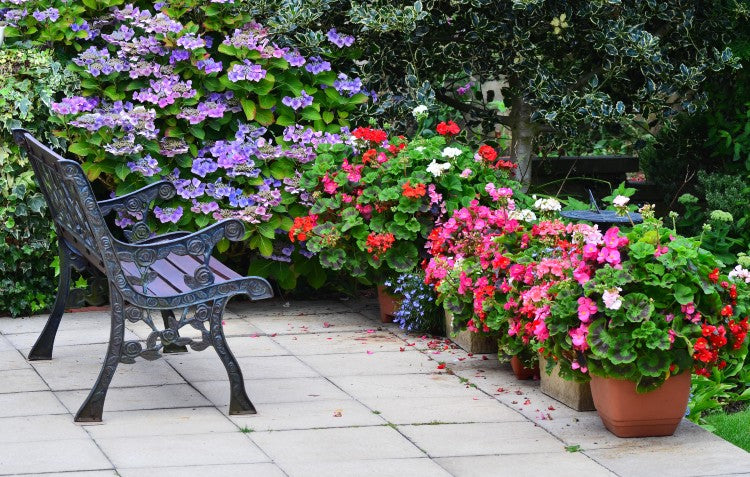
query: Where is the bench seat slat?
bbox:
[121,253,241,297]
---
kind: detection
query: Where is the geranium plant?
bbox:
[297,118,520,282]
[544,207,750,392]
[424,193,595,367]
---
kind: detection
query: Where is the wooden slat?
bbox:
[166,253,240,281]
[120,260,182,297]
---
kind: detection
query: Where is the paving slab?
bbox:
[0,390,68,418]
[0,311,107,335]
[399,422,566,457]
[245,312,376,335]
[0,335,13,351]
[330,373,484,402]
[229,299,354,316]
[30,352,185,391]
[228,397,386,431]
[298,350,437,376]
[117,463,286,477]
[434,453,617,477]
[6,327,139,350]
[94,432,269,468]
[272,330,407,355]
[250,426,426,464]
[0,368,49,394]
[170,354,319,382]
[54,383,212,414]
[193,376,351,406]
[0,438,112,475]
[0,414,90,443]
[81,407,238,438]
[279,457,453,477]
[0,349,31,371]
[365,395,525,425]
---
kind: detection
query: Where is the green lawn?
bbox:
[705,408,750,452]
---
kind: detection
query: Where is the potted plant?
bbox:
[425,190,556,374]
[297,116,518,322]
[543,206,750,437]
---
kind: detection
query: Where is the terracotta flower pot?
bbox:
[376,286,401,323]
[510,355,540,380]
[589,372,691,438]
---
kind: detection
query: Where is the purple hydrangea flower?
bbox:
[51,96,99,115]
[177,33,205,50]
[104,133,143,156]
[227,60,267,82]
[127,155,162,177]
[304,56,331,74]
[154,206,183,224]
[197,58,222,74]
[32,7,58,22]
[283,50,306,67]
[326,28,354,48]
[191,157,218,177]
[281,90,314,110]
[333,73,364,97]
[159,137,190,157]
[174,178,206,199]
[169,49,190,64]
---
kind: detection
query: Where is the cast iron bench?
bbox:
[13,129,273,422]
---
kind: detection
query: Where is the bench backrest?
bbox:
[13,129,110,272]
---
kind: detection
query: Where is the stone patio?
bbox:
[0,298,749,477]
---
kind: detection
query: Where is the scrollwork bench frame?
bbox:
[13,129,273,422]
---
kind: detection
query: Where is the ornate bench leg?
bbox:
[74,289,126,423]
[208,298,256,415]
[161,310,189,354]
[29,243,73,361]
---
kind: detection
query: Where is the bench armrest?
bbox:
[113,219,246,290]
[98,181,177,242]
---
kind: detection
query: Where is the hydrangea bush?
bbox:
[1,0,371,289]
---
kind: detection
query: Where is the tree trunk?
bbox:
[510,98,534,191]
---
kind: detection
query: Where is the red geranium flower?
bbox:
[352,127,388,143]
[402,181,426,199]
[436,120,460,136]
[478,145,498,162]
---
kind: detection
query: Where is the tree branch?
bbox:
[434,89,513,127]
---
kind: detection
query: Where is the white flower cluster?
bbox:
[441,147,463,159]
[728,265,750,284]
[427,160,451,177]
[508,209,537,222]
[412,105,428,118]
[533,196,562,212]
[612,195,630,207]
[602,287,623,310]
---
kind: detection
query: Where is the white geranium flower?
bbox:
[412,105,429,118]
[602,287,623,310]
[508,209,537,222]
[427,160,451,177]
[728,265,750,284]
[613,195,630,207]
[441,147,463,159]
[415,146,426,152]
[533,197,562,212]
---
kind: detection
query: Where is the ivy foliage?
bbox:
[0,46,80,316]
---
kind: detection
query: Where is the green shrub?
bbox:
[0,46,80,316]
